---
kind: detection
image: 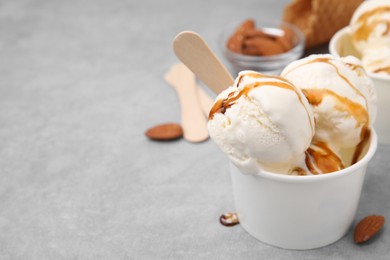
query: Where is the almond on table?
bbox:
[354,215,385,244]
[145,123,183,141]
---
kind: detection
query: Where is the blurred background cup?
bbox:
[330,26,390,145]
[230,131,377,250]
[220,20,304,76]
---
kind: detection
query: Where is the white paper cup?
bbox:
[329,27,390,144]
[230,131,377,250]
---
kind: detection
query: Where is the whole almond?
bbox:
[243,37,285,56]
[354,215,385,244]
[227,19,255,53]
[236,19,255,34]
[243,28,268,39]
[145,123,183,141]
[276,27,294,51]
[227,34,244,53]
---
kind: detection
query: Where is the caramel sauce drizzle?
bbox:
[208,73,314,134]
[352,128,371,164]
[283,57,367,106]
[384,20,390,35]
[291,167,308,176]
[374,66,390,74]
[302,88,369,128]
[302,88,370,166]
[345,62,366,77]
[283,57,371,163]
[305,141,345,174]
[345,62,364,71]
[209,80,293,120]
[353,6,390,41]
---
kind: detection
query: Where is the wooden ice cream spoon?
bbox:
[164,63,209,143]
[173,31,234,94]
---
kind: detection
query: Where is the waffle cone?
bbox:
[283,0,363,49]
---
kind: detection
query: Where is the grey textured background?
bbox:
[0,0,389,259]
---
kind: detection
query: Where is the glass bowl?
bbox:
[220,20,305,75]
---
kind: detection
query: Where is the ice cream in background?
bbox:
[208,55,376,176]
[282,54,376,165]
[208,71,315,174]
[350,0,390,75]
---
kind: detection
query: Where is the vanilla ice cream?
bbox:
[350,0,390,75]
[208,71,315,174]
[281,54,376,165]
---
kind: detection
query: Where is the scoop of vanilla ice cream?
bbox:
[350,0,390,74]
[208,71,315,174]
[361,45,390,75]
[281,54,376,152]
[342,55,377,122]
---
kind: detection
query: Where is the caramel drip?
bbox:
[345,62,366,77]
[303,88,371,167]
[373,66,390,74]
[283,57,369,119]
[237,72,294,85]
[302,88,369,128]
[345,62,364,72]
[352,128,371,165]
[353,6,390,41]
[208,72,314,136]
[291,167,308,176]
[384,20,390,35]
[241,73,315,132]
[305,141,345,174]
[208,80,295,120]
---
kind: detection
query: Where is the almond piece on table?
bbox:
[354,215,385,244]
[145,123,183,141]
[220,212,239,227]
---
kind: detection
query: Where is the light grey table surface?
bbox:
[0,0,389,259]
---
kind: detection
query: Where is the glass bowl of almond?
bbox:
[220,19,305,75]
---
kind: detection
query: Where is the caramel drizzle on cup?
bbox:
[353,6,390,41]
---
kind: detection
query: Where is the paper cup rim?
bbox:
[250,130,377,183]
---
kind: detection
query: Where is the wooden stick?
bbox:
[196,84,215,118]
[165,63,209,143]
[173,31,234,94]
